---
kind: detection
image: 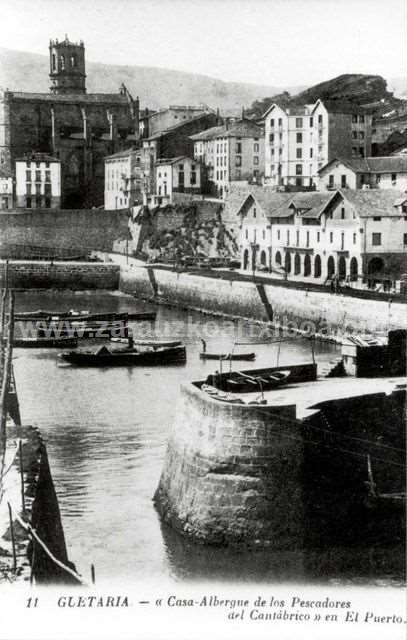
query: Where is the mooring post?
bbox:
[91,563,96,585]
[7,502,17,573]
[19,440,26,516]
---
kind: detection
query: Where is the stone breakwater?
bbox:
[154,382,305,548]
[154,381,406,548]
[119,261,407,339]
[0,261,120,290]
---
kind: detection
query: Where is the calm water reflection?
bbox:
[12,291,404,586]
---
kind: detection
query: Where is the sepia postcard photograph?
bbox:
[0,0,406,638]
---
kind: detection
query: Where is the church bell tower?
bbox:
[49,35,86,95]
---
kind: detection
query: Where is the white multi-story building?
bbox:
[264,100,373,189]
[155,157,202,201]
[104,148,155,210]
[191,119,264,199]
[236,187,407,283]
[15,153,61,209]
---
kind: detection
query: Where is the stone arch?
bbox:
[304,254,311,277]
[327,256,335,278]
[275,250,282,265]
[243,248,249,270]
[260,250,267,266]
[368,257,385,275]
[314,254,321,278]
[350,257,358,280]
[294,253,301,275]
[338,255,346,280]
[284,252,291,274]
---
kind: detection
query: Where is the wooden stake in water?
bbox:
[7,502,17,573]
[19,440,26,516]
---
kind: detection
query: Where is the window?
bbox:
[26,184,32,196]
[310,148,313,158]
[26,170,31,182]
[296,133,302,143]
[318,114,323,124]
[271,148,275,156]
[44,183,51,195]
[391,173,397,184]
[253,207,257,218]
[306,231,310,247]
[295,118,303,128]
[352,115,358,123]
[296,230,299,246]
[341,232,345,250]
[35,170,41,182]
[359,147,365,158]
[190,170,196,185]
[270,119,274,127]
[253,156,259,165]
[372,233,381,246]
[245,229,248,239]
[286,229,290,245]
[359,131,365,140]
[317,231,321,243]
[352,131,358,139]
[376,174,381,184]
[52,53,56,71]
[341,175,347,188]
[373,216,381,221]
[269,133,274,143]
[236,156,242,167]
[254,143,259,152]
[60,55,65,70]
[262,229,266,240]
[353,233,356,244]
[404,233,407,245]
[296,148,302,159]
[309,117,313,128]
[26,197,32,208]
[341,207,345,219]
[329,175,334,187]
[278,118,282,126]
[35,196,41,208]
[330,232,333,243]
[236,142,242,153]
[359,115,365,123]
[295,164,302,175]
[279,148,282,155]
[277,230,280,240]
[270,164,275,173]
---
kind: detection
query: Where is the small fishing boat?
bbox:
[59,344,186,367]
[224,370,290,393]
[110,338,182,348]
[199,352,256,361]
[13,337,78,349]
[15,310,156,323]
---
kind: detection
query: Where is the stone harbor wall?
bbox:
[118,261,407,339]
[0,261,120,290]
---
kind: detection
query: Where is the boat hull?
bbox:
[59,345,187,367]
[199,352,256,361]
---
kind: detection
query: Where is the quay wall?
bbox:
[154,383,305,547]
[0,209,129,257]
[0,261,120,290]
[118,261,407,337]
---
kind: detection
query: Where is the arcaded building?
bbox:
[0,36,140,208]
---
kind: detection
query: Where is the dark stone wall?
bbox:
[0,261,120,290]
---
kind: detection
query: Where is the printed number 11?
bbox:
[26,597,39,608]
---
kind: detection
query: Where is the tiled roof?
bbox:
[313,99,368,115]
[145,112,214,141]
[105,148,137,160]
[190,119,263,141]
[267,191,339,219]
[319,156,407,174]
[341,189,407,217]
[16,152,60,163]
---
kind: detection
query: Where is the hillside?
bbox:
[0,46,288,111]
[247,74,406,119]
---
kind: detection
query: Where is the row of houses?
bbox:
[236,187,407,284]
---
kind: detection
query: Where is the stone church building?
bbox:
[0,36,140,208]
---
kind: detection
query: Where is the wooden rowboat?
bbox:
[59,344,186,367]
[199,352,256,361]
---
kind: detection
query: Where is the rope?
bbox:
[12,509,87,585]
[0,439,19,479]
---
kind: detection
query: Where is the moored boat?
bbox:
[199,352,256,361]
[59,344,186,367]
[14,310,156,323]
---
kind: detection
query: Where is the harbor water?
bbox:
[12,290,405,587]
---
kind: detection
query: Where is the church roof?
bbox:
[8,91,129,105]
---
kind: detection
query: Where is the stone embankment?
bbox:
[118,259,407,339]
[0,261,120,290]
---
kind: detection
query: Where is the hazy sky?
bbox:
[2,0,407,88]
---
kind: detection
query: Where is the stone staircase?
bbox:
[318,357,346,378]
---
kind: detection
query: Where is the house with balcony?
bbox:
[190,118,264,199]
[15,153,61,209]
[236,187,407,284]
[318,156,407,191]
[155,157,202,202]
[263,100,372,190]
[104,148,155,210]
